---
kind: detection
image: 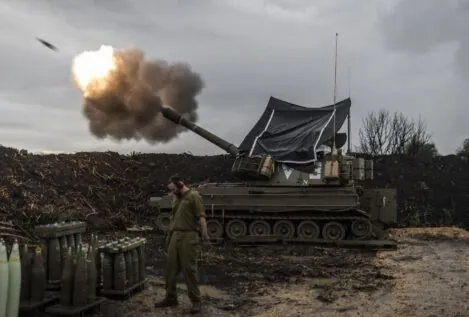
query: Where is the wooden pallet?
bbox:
[45,297,106,317]
[99,279,147,300]
[19,292,60,317]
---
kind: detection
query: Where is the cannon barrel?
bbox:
[161,106,240,157]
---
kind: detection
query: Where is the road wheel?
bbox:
[156,212,171,232]
[351,219,372,237]
[322,221,346,241]
[225,219,247,240]
[206,219,224,238]
[297,220,320,240]
[273,220,295,239]
[249,220,271,236]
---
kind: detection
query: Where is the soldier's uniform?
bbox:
[157,188,206,309]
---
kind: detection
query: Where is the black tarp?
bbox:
[239,96,351,167]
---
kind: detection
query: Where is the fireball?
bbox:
[72,45,117,97]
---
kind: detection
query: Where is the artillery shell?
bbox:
[75,234,82,247]
[102,253,113,291]
[60,236,68,266]
[124,251,133,286]
[113,253,126,290]
[0,241,9,317]
[48,238,61,282]
[96,251,102,287]
[30,246,46,301]
[19,245,31,301]
[7,240,21,317]
[131,249,139,284]
[72,247,88,307]
[39,239,48,280]
[60,247,74,306]
[86,247,97,303]
[67,234,76,252]
[137,246,145,281]
[91,234,98,250]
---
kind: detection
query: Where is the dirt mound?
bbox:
[0,145,232,229]
[1,144,469,229]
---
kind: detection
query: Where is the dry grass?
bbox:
[390,227,469,241]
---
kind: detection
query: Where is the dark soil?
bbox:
[95,231,392,316]
[101,229,469,317]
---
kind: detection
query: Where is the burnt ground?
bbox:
[96,227,469,317]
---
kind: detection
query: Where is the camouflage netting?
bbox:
[1,145,468,230]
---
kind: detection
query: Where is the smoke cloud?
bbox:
[72,47,204,143]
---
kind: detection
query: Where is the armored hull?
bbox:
[153,182,396,243]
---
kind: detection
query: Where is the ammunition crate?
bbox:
[46,241,106,316]
[34,221,87,289]
[98,237,147,300]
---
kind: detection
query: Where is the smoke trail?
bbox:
[72,46,204,142]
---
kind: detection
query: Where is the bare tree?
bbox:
[357,111,435,156]
[456,138,469,156]
[405,116,436,157]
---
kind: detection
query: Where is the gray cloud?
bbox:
[380,0,468,76]
[0,0,467,155]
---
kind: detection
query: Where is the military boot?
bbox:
[188,301,201,314]
[154,297,178,308]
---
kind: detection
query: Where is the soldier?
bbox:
[154,175,209,314]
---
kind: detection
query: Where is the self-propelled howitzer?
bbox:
[151,98,397,248]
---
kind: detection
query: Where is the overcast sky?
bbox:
[0,0,467,155]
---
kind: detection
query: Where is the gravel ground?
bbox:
[96,227,469,317]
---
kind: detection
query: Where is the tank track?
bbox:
[155,211,397,250]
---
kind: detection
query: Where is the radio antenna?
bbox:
[332,33,338,154]
[347,66,351,153]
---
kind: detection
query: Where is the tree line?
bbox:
[355,110,469,156]
[355,110,469,229]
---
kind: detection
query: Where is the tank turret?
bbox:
[160,105,373,186]
[151,97,397,248]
